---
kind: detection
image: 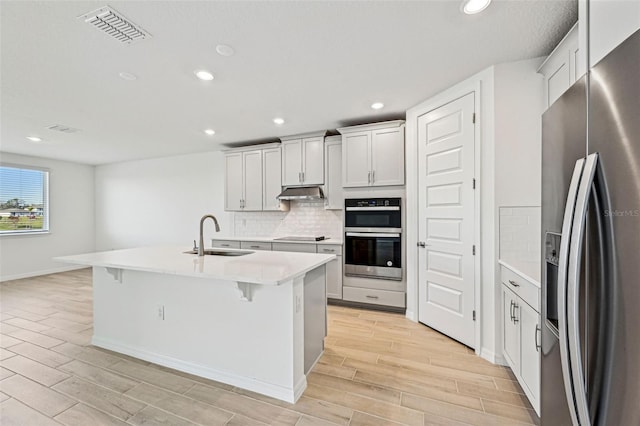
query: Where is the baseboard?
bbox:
[93,336,304,403]
[405,310,417,322]
[0,265,89,282]
[480,347,507,366]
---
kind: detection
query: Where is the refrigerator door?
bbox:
[541,77,587,426]
[588,28,640,426]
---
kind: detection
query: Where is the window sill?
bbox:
[0,230,51,237]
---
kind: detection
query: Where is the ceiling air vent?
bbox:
[46,124,80,134]
[78,6,151,45]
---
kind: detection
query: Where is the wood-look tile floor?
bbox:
[0,269,540,425]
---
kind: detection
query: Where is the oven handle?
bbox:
[345,206,400,211]
[345,232,401,238]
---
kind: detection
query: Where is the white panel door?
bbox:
[263,147,282,211]
[371,126,405,186]
[225,153,243,211]
[342,131,371,187]
[242,150,263,211]
[418,92,476,348]
[282,139,302,186]
[302,137,324,185]
[324,140,343,210]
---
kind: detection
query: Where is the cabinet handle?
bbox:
[302,171,305,182]
[535,324,541,352]
[221,244,230,247]
[365,295,379,299]
[513,303,519,323]
[372,170,375,184]
[510,301,515,321]
[509,279,520,288]
[250,245,261,249]
[367,171,371,184]
[323,249,335,253]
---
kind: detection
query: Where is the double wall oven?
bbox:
[344,198,402,281]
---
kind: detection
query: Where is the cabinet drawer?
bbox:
[316,244,343,255]
[211,240,241,249]
[501,266,539,312]
[272,242,317,253]
[343,286,405,308]
[240,241,272,251]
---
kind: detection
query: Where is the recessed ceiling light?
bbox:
[194,70,214,81]
[216,44,235,57]
[461,0,491,14]
[26,136,42,142]
[371,102,385,110]
[273,117,285,125]
[119,72,137,81]
[204,129,216,136]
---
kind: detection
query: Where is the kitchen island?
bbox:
[55,245,335,403]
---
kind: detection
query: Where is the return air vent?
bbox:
[46,124,80,134]
[78,6,150,45]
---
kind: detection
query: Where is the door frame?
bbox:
[406,78,485,356]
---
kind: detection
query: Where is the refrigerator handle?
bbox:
[557,158,586,426]
[567,153,599,426]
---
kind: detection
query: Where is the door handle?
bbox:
[557,158,586,426]
[566,153,599,426]
[535,324,541,352]
[417,241,427,248]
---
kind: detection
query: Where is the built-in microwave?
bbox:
[345,198,401,232]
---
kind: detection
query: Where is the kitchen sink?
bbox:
[184,249,253,256]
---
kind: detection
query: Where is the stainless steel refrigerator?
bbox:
[541,29,640,425]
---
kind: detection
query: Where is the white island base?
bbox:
[58,246,332,404]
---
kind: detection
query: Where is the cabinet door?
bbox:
[342,131,371,187]
[503,286,520,371]
[242,150,263,211]
[302,137,324,185]
[282,139,302,186]
[520,301,540,411]
[263,148,283,211]
[224,153,243,211]
[371,126,405,186]
[324,140,343,210]
[326,256,343,300]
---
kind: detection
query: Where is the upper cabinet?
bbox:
[538,23,580,109]
[338,120,405,188]
[225,149,263,211]
[323,136,343,210]
[262,147,287,211]
[281,131,326,186]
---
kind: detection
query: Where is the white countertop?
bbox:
[213,236,343,245]
[498,259,541,287]
[55,245,335,286]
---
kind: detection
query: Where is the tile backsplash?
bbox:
[232,201,343,238]
[499,206,541,263]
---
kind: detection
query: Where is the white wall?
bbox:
[0,152,95,281]
[95,151,232,250]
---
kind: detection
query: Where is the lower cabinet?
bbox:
[501,266,541,415]
[317,245,343,300]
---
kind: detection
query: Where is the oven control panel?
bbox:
[345,198,401,208]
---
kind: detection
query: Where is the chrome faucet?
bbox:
[198,214,220,256]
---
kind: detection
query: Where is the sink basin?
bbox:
[184,249,253,256]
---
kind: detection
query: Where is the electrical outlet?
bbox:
[157,305,165,320]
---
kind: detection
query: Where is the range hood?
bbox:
[277,186,324,200]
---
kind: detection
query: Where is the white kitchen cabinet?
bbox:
[501,264,540,415]
[338,120,405,188]
[224,150,263,211]
[323,136,343,210]
[281,131,326,186]
[317,244,343,300]
[263,147,287,211]
[538,23,580,109]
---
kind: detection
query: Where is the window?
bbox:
[0,165,49,234]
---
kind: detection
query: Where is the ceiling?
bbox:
[0,1,576,165]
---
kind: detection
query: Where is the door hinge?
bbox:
[472,113,476,124]
[473,310,476,321]
[472,178,476,189]
[472,245,476,255]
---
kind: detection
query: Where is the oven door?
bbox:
[344,232,402,280]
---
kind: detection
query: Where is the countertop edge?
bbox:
[212,236,343,245]
[498,260,541,288]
